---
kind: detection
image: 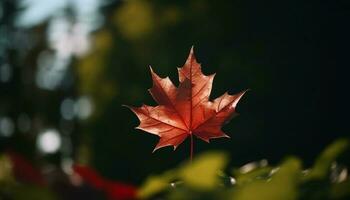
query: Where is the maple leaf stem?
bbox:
[189,48,194,163]
[190,133,194,162]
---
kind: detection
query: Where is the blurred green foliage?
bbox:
[137,152,228,199]
[305,139,348,181]
[7,138,345,200]
[136,139,349,200]
[179,152,229,190]
[232,157,301,200]
[0,155,13,183]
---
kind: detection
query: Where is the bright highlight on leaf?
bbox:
[127,47,247,153]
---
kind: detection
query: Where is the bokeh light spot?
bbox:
[75,96,93,120]
[60,98,75,120]
[37,129,62,153]
[0,117,15,137]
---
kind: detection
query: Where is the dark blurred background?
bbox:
[0,0,349,185]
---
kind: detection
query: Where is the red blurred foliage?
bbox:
[73,165,137,200]
[6,151,46,186]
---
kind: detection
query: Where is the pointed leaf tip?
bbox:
[190,45,194,53]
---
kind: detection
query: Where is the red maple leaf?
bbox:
[127,47,247,158]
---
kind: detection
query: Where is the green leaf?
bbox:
[231,157,301,200]
[137,170,176,199]
[178,151,229,190]
[232,160,272,186]
[137,151,228,198]
[233,166,273,186]
[305,139,349,181]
